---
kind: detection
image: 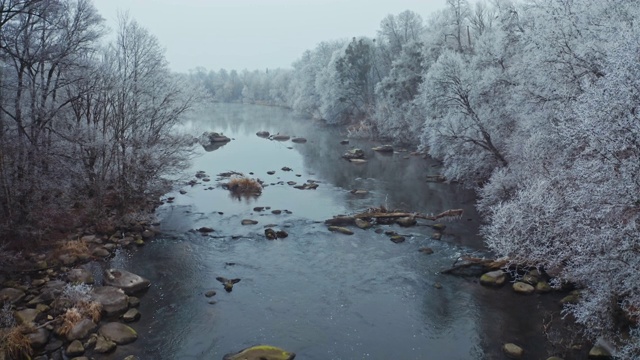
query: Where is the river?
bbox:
[101,103,563,360]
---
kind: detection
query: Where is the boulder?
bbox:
[122,308,140,322]
[15,308,41,325]
[480,271,506,287]
[91,247,111,258]
[328,226,354,235]
[342,149,365,160]
[512,282,535,294]
[0,287,25,304]
[99,322,138,345]
[223,345,296,360]
[27,328,49,349]
[66,340,85,357]
[200,131,231,144]
[503,343,524,358]
[66,318,97,342]
[91,286,129,317]
[103,269,150,295]
[372,145,393,152]
[94,335,117,353]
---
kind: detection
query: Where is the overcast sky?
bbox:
[91,0,448,73]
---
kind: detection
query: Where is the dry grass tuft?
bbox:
[59,238,90,258]
[226,177,262,195]
[0,325,33,359]
[58,307,83,336]
[76,300,102,323]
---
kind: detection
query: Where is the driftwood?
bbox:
[325,208,463,226]
[440,256,507,276]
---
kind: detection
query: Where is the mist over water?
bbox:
[104,104,560,360]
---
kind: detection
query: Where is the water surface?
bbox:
[104,104,561,360]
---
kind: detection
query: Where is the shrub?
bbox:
[225,177,262,196]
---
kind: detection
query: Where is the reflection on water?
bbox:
[103,104,556,360]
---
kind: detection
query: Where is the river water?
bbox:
[103,104,563,360]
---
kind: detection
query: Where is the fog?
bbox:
[91,0,447,72]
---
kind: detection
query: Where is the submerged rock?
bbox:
[223,345,296,360]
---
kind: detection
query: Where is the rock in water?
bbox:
[103,269,150,295]
[98,322,138,345]
[503,343,524,358]
[223,345,296,360]
[328,226,354,235]
[480,270,506,287]
[342,148,365,160]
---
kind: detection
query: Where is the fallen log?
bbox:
[324,208,463,226]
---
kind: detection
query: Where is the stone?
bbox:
[546,357,564,360]
[103,269,150,295]
[536,281,552,293]
[241,219,258,225]
[27,328,50,348]
[350,189,368,195]
[122,308,140,322]
[128,296,140,308]
[390,235,406,243]
[94,335,117,353]
[91,247,111,258]
[328,226,354,235]
[588,345,612,359]
[68,268,95,285]
[99,322,138,345]
[271,210,282,215]
[45,338,63,352]
[204,290,217,298]
[480,271,507,287]
[512,282,535,294]
[560,291,581,305]
[91,286,129,317]
[354,218,372,230]
[141,229,154,239]
[372,144,394,152]
[342,148,365,160]
[223,345,296,360]
[66,340,85,357]
[396,217,417,227]
[503,343,524,358]
[66,318,97,342]
[0,287,25,304]
[123,356,140,360]
[291,137,307,143]
[522,273,539,285]
[256,131,270,138]
[58,253,78,266]
[340,140,349,145]
[419,247,434,254]
[197,227,215,233]
[271,134,290,141]
[431,223,447,231]
[15,308,41,325]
